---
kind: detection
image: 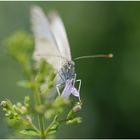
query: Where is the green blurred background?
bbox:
[0,1,140,138]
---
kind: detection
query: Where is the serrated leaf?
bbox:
[20,129,39,136]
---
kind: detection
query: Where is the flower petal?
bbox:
[61,79,81,101]
[71,87,80,98]
[61,80,72,99]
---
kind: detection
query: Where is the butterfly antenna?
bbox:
[74,53,113,61]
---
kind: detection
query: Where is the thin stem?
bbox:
[45,115,71,136]
[20,116,40,135]
[21,60,46,138]
[30,122,41,135]
[38,114,45,138]
[33,82,46,138]
[57,118,69,124]
[45,115,58,135]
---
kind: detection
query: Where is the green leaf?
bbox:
[67,110,76,120]
[24,96,30,110]
[20,129,39,136]
[47,130,57,135]
[17,80,32,89]
[47,122,59,135]
[5,31,33,63]
[66,117,82,125]
[45,109,55,119]
[50,122,59,130]
[53,96,69,109]
[35,104,45,114]
[35,60,56,87]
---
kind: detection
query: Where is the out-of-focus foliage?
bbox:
[1,31,82,138]
[0,1,140,138]
[5,31,33,62]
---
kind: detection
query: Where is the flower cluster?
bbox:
[1,31,82,138]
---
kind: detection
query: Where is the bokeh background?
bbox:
[0,1,140,138]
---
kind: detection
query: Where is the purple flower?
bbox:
[61,79,80,101]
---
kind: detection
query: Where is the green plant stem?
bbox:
[45,115,58,135]
[57,118,69,124]
[33,83,45,138]
[30,122,40,135]
[38,114,45,138]
[21,117,40,135]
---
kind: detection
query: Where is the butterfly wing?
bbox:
[31,5,62,71]
[48,11,72,62]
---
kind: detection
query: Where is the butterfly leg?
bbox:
[72,73,81,92]
[56,83,64,96]
[75,79,82,102]
[75,79,81,92]
[73,73,77,86]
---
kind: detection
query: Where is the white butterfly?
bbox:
[31,5,81,101]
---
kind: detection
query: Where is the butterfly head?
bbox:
[67,60,75,70]
[59,60,75,81]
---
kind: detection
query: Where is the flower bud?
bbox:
[21,106,27,114]
[1,101,7,107]
[72,102,82,112]
[26,115,32,123]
